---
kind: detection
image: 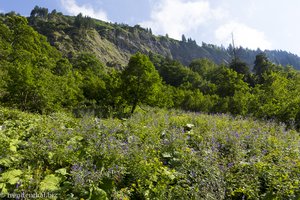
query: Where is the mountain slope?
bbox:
[28,8,300,69]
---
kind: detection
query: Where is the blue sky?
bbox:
[1,0,300,56]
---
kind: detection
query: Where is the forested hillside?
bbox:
[27,6,300,69]
[1,7,300,199]
[1,9,300,127]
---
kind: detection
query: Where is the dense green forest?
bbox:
[0,7,300,199]
[1,9,300,128]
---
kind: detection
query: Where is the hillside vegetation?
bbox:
[1,7,300,199]
[1,10,300,127]
[0,107,299,199]
[28,6,300,69]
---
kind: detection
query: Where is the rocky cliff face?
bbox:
[29,13,300,69]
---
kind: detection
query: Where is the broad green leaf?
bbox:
[0,158,12,167]
[48,152,54,159]
[0,183,5,189]
[162,152,172,158]
[0,169,22,185]
[163,168,176,180]
[40,174,61,191]
[55,168,68,176]
[90,187,108,200]
[9,145,17,152]
[9,139,19,152]
[73,136,83,141]
[0,183,8,195]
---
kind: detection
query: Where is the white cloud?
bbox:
[140,0,273,51]
[140,0,225,40]
[60,0,108,21]
[215,21,272,50]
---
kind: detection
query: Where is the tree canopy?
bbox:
[0,11,300,129]
[122,52,162,113]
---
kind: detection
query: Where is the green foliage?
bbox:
[210,66,249,97]
[149,52,300,128]
[1,169,23,185]
[122,52,163,113]
[253,53,272,76]
[74,13,95,30]
[30,6,48,19]
[251,72,300,122]
[2,9,300,199]
[71,53,106,102]
[23,5,300,70]
[0,106,299,199]
[189,58,218,77]
[40,174,61,192]
[253,53,284,84]
[53,58,72,76]
[229,59,250,75]
[0,14,81,113]
[173,88,216,112]
[1,11,300,128]
[155,59,201,88]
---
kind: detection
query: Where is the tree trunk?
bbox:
[131,103,137,114]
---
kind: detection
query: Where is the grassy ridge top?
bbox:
[0,106,299,199]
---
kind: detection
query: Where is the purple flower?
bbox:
[262,149,268,155]
[71,164,82,171]
[189,171,196,178]
[45,139,51,143]
[219,164,224,171]
[211,146,216,152]
[16,180,22,189]
[211,137,215,143]
[67,145,73,150]
[227,162,234,168]
[235,132,240,138]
